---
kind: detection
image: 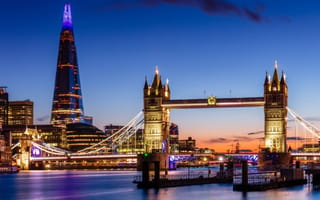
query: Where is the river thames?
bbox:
[0,169,319,200]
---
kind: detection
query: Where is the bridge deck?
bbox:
[162,97,265,109]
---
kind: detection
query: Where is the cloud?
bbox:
[36,115,50,122]
[287,136,305,141]
[98,0,267,22]
[208,137,230,143]
[207,135,258,143]
[248,130,264,135]
[233,135,256,141]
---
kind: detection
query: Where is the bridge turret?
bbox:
[164,79,170,99]
[144,77,149,96]
[271,60,280,91]
[264,61,288,153]
[264,72,270,93]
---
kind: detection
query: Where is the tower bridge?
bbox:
[143,61,288,154]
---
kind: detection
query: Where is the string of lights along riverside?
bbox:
[51,5,85,126]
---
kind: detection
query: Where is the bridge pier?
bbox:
[137,152,168,171]
[258,151,291,170]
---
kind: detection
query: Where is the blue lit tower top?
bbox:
[51,4,85,126]
[62,4,72,29]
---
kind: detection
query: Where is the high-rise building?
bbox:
[178,137,196,152]
[169,123,179,153]
[51,4,85,126]
[104,124,144,153]
[8,100,33,125]
[66,123,106,152]
[0,87,8,126]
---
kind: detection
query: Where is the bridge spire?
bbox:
[151,66,161,94]
[280,71,286,85]
[264,72,269,84]
[271,60,280,91]
[144,76,148,89]
[264,72,270,92]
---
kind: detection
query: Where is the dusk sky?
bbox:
[1,0,320,152]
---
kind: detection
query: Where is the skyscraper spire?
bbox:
[62,4,72,30]
[51,4,85,126]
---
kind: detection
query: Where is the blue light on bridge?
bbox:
[169,155,196,169]
[31,146,42,157]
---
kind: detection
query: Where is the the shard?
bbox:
[51,4,84,126]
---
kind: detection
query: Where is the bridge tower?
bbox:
[18,132,32,170]
[143,68,170,153]
[264,61,288,153]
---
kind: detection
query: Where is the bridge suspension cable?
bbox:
[11,142,20,150]
[286,107,320,139]
[80,118,145,155]
[75,111,144,154]
[27,111,144,158]
[31,141,68,156]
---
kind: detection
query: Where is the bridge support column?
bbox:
[241,160,248,186]
[18,134,32,170]
[137,153,168,171]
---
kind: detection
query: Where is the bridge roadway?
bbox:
[30,152,320,162]
[30,154,138,161]
[162,97,265,109]
[30,153,214,162]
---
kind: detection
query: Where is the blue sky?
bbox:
[1,0,320,150]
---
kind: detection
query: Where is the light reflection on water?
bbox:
[0,169,319,200]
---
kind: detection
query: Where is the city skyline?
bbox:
[1,0,320,151]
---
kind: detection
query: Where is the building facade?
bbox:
[3,125,63,147]
[66,123,106,152]
[8,100,33,125]
[169,123,179,153]
[105,124,144,153]
[179,137,196,152]
[51,4,86,126]
[0,131,11,166]
[0,87,8,126]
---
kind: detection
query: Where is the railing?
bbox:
[233,171,281,185]
[133,171,218,183]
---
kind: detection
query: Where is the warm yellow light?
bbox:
[207,96,216,105]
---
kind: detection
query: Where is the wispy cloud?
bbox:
[206,135,258,144]
[208,137,229,143]
[97,0,268,22]
[36,115,50,122]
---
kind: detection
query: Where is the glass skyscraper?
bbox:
[51,4,85,126]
